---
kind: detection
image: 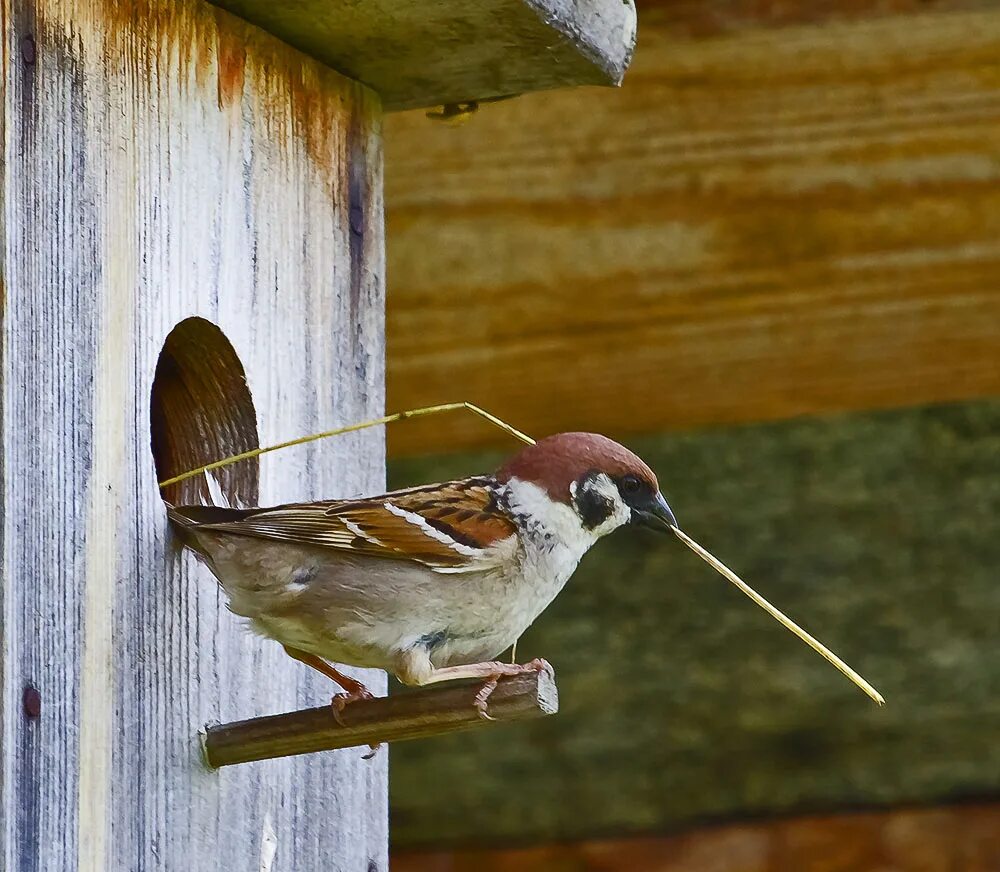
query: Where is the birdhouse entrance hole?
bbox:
[150,317,259,506]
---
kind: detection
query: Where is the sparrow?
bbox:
[167,432,677,717]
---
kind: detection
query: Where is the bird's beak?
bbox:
[633,491,677,532]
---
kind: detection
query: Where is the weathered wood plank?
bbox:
[384,7,1000,456]
[393,802,1000,871]
[205,669,558,767]
[1,1,386,869]
[210,0,637,111]
[640,0,993,38]
[387,400,1000,846]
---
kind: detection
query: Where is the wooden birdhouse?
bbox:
[0,0,634,868]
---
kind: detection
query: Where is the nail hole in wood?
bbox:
[22,686,41,719]
[150,317,259,506]
[20,35,36,66]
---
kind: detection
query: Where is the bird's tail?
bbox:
[165,503,211,558]
[165,473,253,561]
[168,503,252,526]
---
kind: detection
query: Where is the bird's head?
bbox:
[496,432,676,539]
[495,432,886,708]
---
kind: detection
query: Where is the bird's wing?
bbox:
[179,477,517,572]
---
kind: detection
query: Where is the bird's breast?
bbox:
[427,531,584,667]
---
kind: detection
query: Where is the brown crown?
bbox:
[495,432,659,503]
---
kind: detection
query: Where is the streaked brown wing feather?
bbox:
[184,477,516,570]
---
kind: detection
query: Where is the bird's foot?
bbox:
[473,677,500,720]
[330,686,374,725]
[330,687,380,759]
[474,658,551,720]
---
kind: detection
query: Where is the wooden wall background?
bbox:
[394,803,1000,872]
[382,0,1000,457]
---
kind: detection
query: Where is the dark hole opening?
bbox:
[150,317,259,507]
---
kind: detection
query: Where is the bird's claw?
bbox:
[474,658,551,720]
[330,688,379,759]
[330,687,374,725]
[474,677,500,720]
[525,657,551,676]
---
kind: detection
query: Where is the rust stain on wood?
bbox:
[213,9,246,109]
[58,0,380,186]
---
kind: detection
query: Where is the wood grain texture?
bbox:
[394,802,1000,872]
[210,0,637,111]
[640,0,994,38]
[387,400,1000,847]
[205,669,558,767]
[0,1,386,870]
[384,6,1000,457]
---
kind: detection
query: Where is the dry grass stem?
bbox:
[158,401,535,488]
[671,525,884,706]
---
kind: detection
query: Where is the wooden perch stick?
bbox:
[203,669,558,767]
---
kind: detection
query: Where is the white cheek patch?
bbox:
[505,478,583,541]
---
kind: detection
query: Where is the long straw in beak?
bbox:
[670,525,884,706]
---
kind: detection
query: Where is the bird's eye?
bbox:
[620,474,642,496]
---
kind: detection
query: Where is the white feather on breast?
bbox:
[425,475,629,666]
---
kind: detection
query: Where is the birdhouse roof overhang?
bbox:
[210,0,637,111]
